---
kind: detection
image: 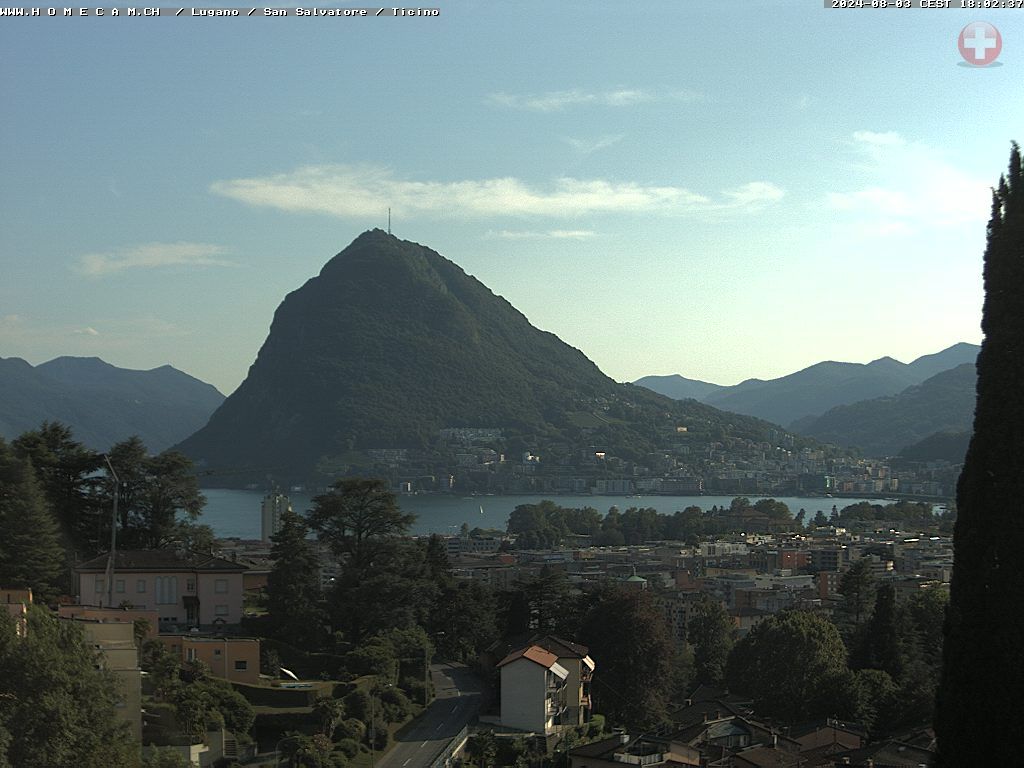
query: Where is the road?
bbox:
[376,662,482,768]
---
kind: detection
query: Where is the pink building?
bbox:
[75,550,247,630]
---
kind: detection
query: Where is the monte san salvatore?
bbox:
[175,230,794,490]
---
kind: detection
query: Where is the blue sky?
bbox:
[2,1,1021,395]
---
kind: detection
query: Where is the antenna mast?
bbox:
[388,207,391,235]
[103,455,119,609]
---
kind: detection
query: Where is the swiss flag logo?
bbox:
[958,22,1001,67]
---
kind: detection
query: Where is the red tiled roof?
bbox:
[497,644,560,669]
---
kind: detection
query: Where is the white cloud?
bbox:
[564,135,624,155]
[723,182,785,206]
[851,130,906,147]
[76,242,234,276]
[73,326,100,336]
[486,88,699,112]
[212,165,783,220]
[827,131,990,233]
[491,229,597,240]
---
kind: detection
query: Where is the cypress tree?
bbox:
[0,438,65,601]
[266,509,326,649]
[935,142,1024,765]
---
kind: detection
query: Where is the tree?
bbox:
[836,558,876,640]
[725,610,850,724]
[430,581,498,661]
[313,696,346,740]
[267,510,325,648]
[936,143,1024,766]
[579,586,675,729]
[0,438,65,601]
[861,582,905,679]
[0,606,139,767]
[687,595,734,686]
[753,498,791,522]
[104,437,207,551]
[12,422,104,560]
[141,747,193,768]
[309,478,415,570]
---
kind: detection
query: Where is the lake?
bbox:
[198,489,889,540]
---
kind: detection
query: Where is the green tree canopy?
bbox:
[267,509,326,649]
[0,606,139,767]
[309,477,415,570]
[579,586,675,729]
[725,610,850,724]
[0,437,65,601]
[104,437,207,551]
[12,421,104,560]
[687,595,735,686]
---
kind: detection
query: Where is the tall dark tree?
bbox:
[861,582,904,679]
[0,438,65,601]
[579,585,675,729]
[12,421,104,559]
[266,510,325,649]
[104,437,206,551]
[687,595,734,686]
[936,142,1024,766]
[836,557,876,641]
[309,477,415,570]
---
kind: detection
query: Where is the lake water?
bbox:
[199,489,888,540]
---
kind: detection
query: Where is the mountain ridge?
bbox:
[636,342,979,427]
[0,356,224,451]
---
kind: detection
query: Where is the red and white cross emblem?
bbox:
[958,22,1001,67]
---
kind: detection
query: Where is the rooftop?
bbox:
[76,549,249,573]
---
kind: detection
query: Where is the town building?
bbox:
[75,549,248,630]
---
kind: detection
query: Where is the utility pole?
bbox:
[103,455,119,609]
[387,207,391,235]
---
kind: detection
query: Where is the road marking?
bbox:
[450,705,457,713]
[403,760,411,766]
[420,741,429,748]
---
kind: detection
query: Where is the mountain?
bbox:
[635,343,979,428]
[794,363,977,457]
[898,430,972,464]
[176,230,804,485]
[632,374,724,402]
[0,356,224,452]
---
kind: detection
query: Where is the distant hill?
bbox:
[176,230,807,486]
[0,356,224,452]
[632,374,724,402]
[794,363,977,457]
[899,430,972,464]
[635,342,979,428]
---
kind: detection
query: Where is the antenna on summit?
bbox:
[387,207,391,235]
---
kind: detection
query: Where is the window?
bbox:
[156,576,178,605]
[186,579,195,593]
[187,648,197,662]
[215,605,229,616]
[95,578,105,593]
[136,579,146,593]
[215,579,228,594]
[115,579,125,593]
[234,660,248,671]
[214,649,222,656]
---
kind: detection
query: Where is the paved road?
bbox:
[376,662,482,768]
